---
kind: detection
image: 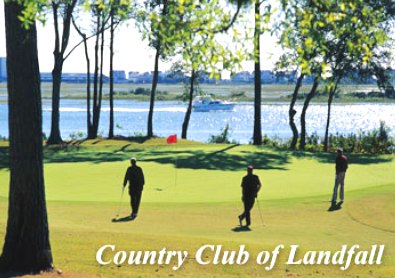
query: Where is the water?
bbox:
[0,99,394,144]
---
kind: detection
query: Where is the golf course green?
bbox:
[0,139,394,277]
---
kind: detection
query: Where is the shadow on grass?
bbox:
[45,150,128,164]
[0,270,54,278]
[291,151,393,165]
[2,143,391,171]
[231,226,251,232]
[144,145,290,171]
[111,215,135,223]
[327,201,343,212]
[0,144,316,172]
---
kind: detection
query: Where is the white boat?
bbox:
[192,96,235,112]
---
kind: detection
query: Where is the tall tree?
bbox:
[169,0,246,140]
[107,0,134,138]
[108,2,116,138]
[72,17,94,138]
[181,69,196,139]
[243,0,272,145]
[320,0,391,151]
[299,77,319,150]
[92,4,105,138]
[289,73,304,149]
[142,0,173,138]
[73,2,110,139]
[279,0,326,150]
[137,0,244,138]
[279,0,390,150]
[0,1,53,273]
[47,0,78,145]
[252,0,262,145]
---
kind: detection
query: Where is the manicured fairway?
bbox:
[0,139,394,277]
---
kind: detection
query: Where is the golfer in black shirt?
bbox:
[331,148,348,205]
[123,157,145,219]
[238,166,261,227]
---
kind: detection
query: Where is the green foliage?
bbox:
[348,91,386,99]
[313,122,393,154]
[131,87,150,95]
[230,91,247,99]
[128,87,168,96]
[13,0,48,29]
[278,0,390,81]
[69,131,86,140]
[135,0,249,77]
[256,122,394,154]
[208,124,232,144]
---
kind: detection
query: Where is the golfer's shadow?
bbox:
[327,201,343,212]
[111,215,135,223]
[231,226,252,232]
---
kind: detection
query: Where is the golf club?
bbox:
[112,186,125,222]
[256,197,264,226]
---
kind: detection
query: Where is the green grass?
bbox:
[0,140,394,277]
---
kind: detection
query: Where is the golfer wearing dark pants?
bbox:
[331,148,348,206]
[239,166,261,227]
[123,157,145,219]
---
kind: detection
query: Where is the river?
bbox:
[0,100,394,144]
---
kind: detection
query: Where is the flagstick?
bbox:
[174,154,178,187]
[174,136,178,186]
[167,134,178,187]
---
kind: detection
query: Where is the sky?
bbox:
[0,1,280,75]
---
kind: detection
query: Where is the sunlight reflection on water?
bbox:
[0,101,394,143]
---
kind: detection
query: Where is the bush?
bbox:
[133,87,150,95]
[328,121,393,154]
[208,124,232,144]
[348,91,385,99]
[230,91,247,99]
[69,131,86,141]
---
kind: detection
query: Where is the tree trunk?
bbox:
[324,78,340,152]
[147,48,160,138]
[253,0,262,145]
[91,10,101,138]
[47,60,63,144]
[83,35,94,138]
[300,79,319,150]
[72,18,93,139]
[1,2,53,273]
[182,69,196,139]
[97,15,105,138]
[324,89,334,152]
[47,0,77,145]
[289,74,304,149]
[108,12,114,139]
[47,2,63,145]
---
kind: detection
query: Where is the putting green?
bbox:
[0,141,394,277]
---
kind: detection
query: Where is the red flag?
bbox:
[167,134,177,144]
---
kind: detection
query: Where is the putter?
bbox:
[256,197,264,226]
[112,186,125,222]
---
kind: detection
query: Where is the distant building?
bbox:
[128,71,140,83]
[128,71,152,84]
[273,71,297,84]
[40,72,109,83]
[112,70,126,82]
[232,71,252,83]
[261,70,276,84]
[0,57,7,81]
